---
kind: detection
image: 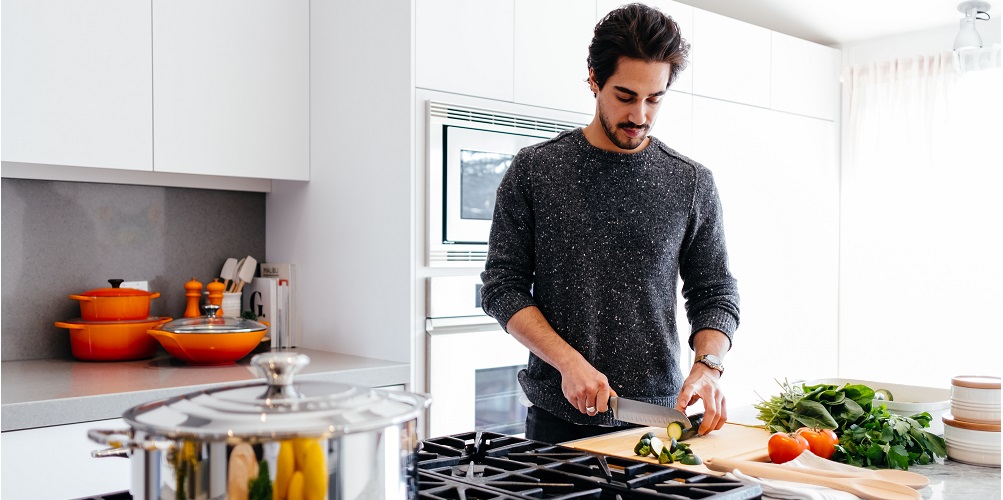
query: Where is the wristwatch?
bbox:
[694,354,724,375]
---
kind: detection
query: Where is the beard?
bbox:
[597,98,649,151]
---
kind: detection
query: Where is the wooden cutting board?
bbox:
[563,423,771,475]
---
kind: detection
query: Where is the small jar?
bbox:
[221,292,243,318]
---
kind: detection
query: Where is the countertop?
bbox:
[0,348,410,431]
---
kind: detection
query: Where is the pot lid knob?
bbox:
[252,352,311,401]
[108,278,124,288]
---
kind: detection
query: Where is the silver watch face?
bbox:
[698,354,723,370]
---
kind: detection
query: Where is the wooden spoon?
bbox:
[773,461,929,489]
[706,457,921,500]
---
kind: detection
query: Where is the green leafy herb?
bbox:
[754,379,872,433]
[248,459,272,500]
[833,405,947,470]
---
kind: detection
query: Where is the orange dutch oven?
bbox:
[55,317,172,361]
[70,279,161,321]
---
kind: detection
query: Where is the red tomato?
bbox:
[767,432,809,464]
[795,427,839,459]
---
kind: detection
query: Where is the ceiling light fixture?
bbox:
[955,1,992,51]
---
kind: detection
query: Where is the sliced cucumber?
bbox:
[667,421,684,441]
[874,389,894,401]
[648,436,665,458]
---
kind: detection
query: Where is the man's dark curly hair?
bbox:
[587,3,690,91]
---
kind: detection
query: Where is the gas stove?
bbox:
[417,431,762,499]
[73,431,762,500]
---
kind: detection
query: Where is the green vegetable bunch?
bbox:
[754,379,947,470]
[754,379,873,433]
[834,405,947,469]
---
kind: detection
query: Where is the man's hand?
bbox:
[675,329,731,435]
[504,306,617,416]
[675,363,726,434]
[559,357,618,416]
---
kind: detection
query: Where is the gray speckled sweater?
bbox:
[480,128,740,427]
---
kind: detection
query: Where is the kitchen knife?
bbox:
[609,396,691,429]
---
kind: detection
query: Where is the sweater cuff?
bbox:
[484,289,537,332]
[688,309,739,350]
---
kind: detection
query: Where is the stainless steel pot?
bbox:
[89,352,430,500]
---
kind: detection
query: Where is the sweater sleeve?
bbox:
[480,149,538,330]
[679,166,741,349]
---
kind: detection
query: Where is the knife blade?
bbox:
[609,396,692,429]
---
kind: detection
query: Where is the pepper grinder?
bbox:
[206,279,226,317]
[183,278,204,318]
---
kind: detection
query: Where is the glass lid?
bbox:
[157,304,266,334]
[122,352,430,440]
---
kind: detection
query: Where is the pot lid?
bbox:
[80,279,158,297]
[122,352,430,440]
[156,305,266,334]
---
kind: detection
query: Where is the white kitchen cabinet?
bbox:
[1,418,131,499]
[152,0,309,180]
[690,9,771,108]
[416,0,515,101]
[513,0,596,114]
[1,0,153,171]
[691,96,839,406]
[595,0,693,94]
[770,31,840,120]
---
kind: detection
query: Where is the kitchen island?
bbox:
[0,347,410,431]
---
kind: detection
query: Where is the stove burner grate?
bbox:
[417,431,762,500]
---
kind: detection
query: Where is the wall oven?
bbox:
[426,100,585,266]
[425,275,530,437]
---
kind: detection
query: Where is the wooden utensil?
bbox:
[705,457,921,500]
[774,461,929,489]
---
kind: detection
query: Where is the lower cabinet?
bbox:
[0,418,131,499]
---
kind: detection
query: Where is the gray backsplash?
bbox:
[1,178,266,361]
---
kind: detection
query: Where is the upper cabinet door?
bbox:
[1,0,153,170]
[690,9,771,108]
[416,0,515,101]
[513,0,595,114]
[152,0,309,180]
[771,32,840,120]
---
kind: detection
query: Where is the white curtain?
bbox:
[840,45,1001,386]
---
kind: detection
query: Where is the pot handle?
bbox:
[148,292,161,299]
[68,294,96,302]
[88,428,134,447]
[252,352,310,400]
[54,321,85,330]
[89,428,175,454]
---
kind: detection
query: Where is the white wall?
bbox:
[840,16,1001,66]
[266,1,416,367]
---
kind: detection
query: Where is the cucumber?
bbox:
[679,453,702,466]
[666,421,684,441]
[874,389,894,401]
[676,413,704,441]
[648,436,665,458]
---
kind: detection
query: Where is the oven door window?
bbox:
[460,150,512,221]
[475,365,528,435]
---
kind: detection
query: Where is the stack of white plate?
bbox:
[943,375,1001,467]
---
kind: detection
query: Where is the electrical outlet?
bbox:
[121,280,149,291]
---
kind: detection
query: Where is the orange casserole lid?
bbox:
[80,279,157,297]
[951,375,1001,390]
[943,413,1001,432]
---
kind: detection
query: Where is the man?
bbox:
[479,3,740,444]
